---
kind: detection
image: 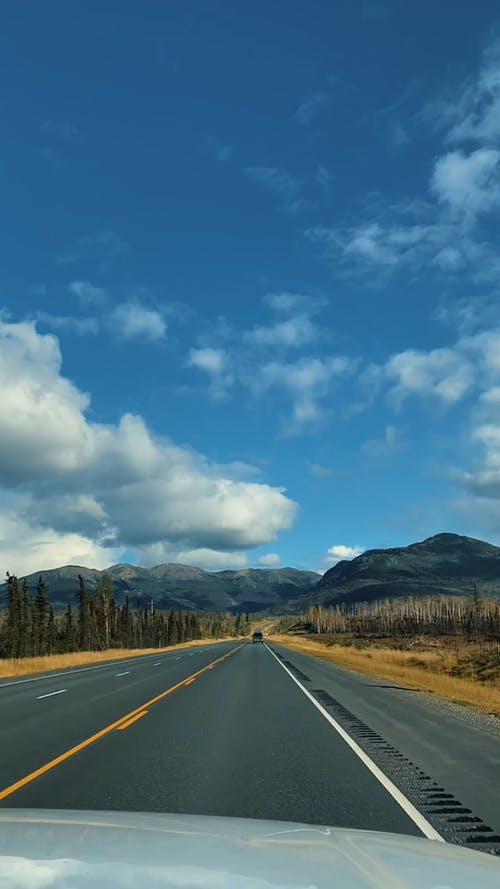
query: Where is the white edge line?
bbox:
[264,643,444,843]
[37,689,67,700]
[115,671,130,677]
[0,641,228,690]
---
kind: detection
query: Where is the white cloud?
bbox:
[243,314,317,349]
[110,303,167,342]
[36,311,99,336]
[431,149,500,220]
[294,92,330,125]
[254,355,355,430]
[323,544,365,569]
[68,280,109,306]
[0,506,120,576]
[444,37,500,146]
[258,552,281,566]
[385,347,475,406]
[263,292,311,313]
[188,347,234,398]
[0,320,298,573]
[174,548,249,570]
[308,37,500,283]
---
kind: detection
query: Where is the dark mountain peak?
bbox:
[308,532,500,608]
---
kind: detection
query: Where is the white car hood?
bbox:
[0,809,499,888]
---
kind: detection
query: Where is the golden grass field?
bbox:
[0,636,240,679]
[268,634,500,717]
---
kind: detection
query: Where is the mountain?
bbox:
[0,563,320,613]
[291,533,500,609]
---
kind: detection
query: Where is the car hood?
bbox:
[0,809,499,888]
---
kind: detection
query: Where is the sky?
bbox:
[2,0,500,576]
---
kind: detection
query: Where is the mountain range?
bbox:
[2,533,500,614]
[290,533,500,610]
[0,563,320,613]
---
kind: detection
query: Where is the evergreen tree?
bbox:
[47,606,56,654]
[76,574,90,650]
[20,579,32,657]
[34,576,48,656]
[64,603,75,652]
[5,573,22,658]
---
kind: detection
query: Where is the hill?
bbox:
[291,533,500,609]
[0,563,320,613]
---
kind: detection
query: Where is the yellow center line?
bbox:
[183,677,196,685]
[0,642,245,802]
[117,710,148,730]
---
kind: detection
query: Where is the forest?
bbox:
[0,573,250,659]
[298,593,500,638]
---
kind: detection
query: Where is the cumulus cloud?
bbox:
[110,303,166,342]
[243,314,318,349]
[308,36,500,284]
[381,347,476,407]
[0,506,120,576]
[0,321,298,574]
[258,552,281,566]
[431,148,500,220]
[36,311,99,336]
[442,37,500,146]
[188,347,234,398]
[254,355,355,430]
[323,544,365,569]
[174,548,249,570]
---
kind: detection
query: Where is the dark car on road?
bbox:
[252,630,264,643]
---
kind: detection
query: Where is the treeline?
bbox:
[300,593,500,638]
[0,573,251,659]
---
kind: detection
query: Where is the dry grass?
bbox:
[269,634,500,717]
[0,636,240,679]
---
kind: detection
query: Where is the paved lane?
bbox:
[0,642,424,836]
[0,642,239,792]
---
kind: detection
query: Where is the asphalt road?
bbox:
[0,640,498,847]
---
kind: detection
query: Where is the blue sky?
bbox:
[2,1,500,575]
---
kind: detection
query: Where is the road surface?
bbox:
[0,640,499,852]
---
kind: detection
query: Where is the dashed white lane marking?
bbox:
[264,643,444,843]
[37,689,67,700]
[153,662,161,666]
[115,671,130,677]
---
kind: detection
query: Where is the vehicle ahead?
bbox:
[0,810,499,888]
[252,629,264,643]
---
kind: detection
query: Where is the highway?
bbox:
[0,639,499,852]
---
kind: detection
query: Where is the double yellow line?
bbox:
[0,643,244,802]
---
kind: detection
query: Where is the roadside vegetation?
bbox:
[0,572,251,677]
[270,593,500,716]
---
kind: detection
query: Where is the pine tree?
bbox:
[47,606,56,654]
[34,576,48,656]
[76,574,90,650]
[5,573,22,658]
[20,579,32,657]
[64,603,75,652]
